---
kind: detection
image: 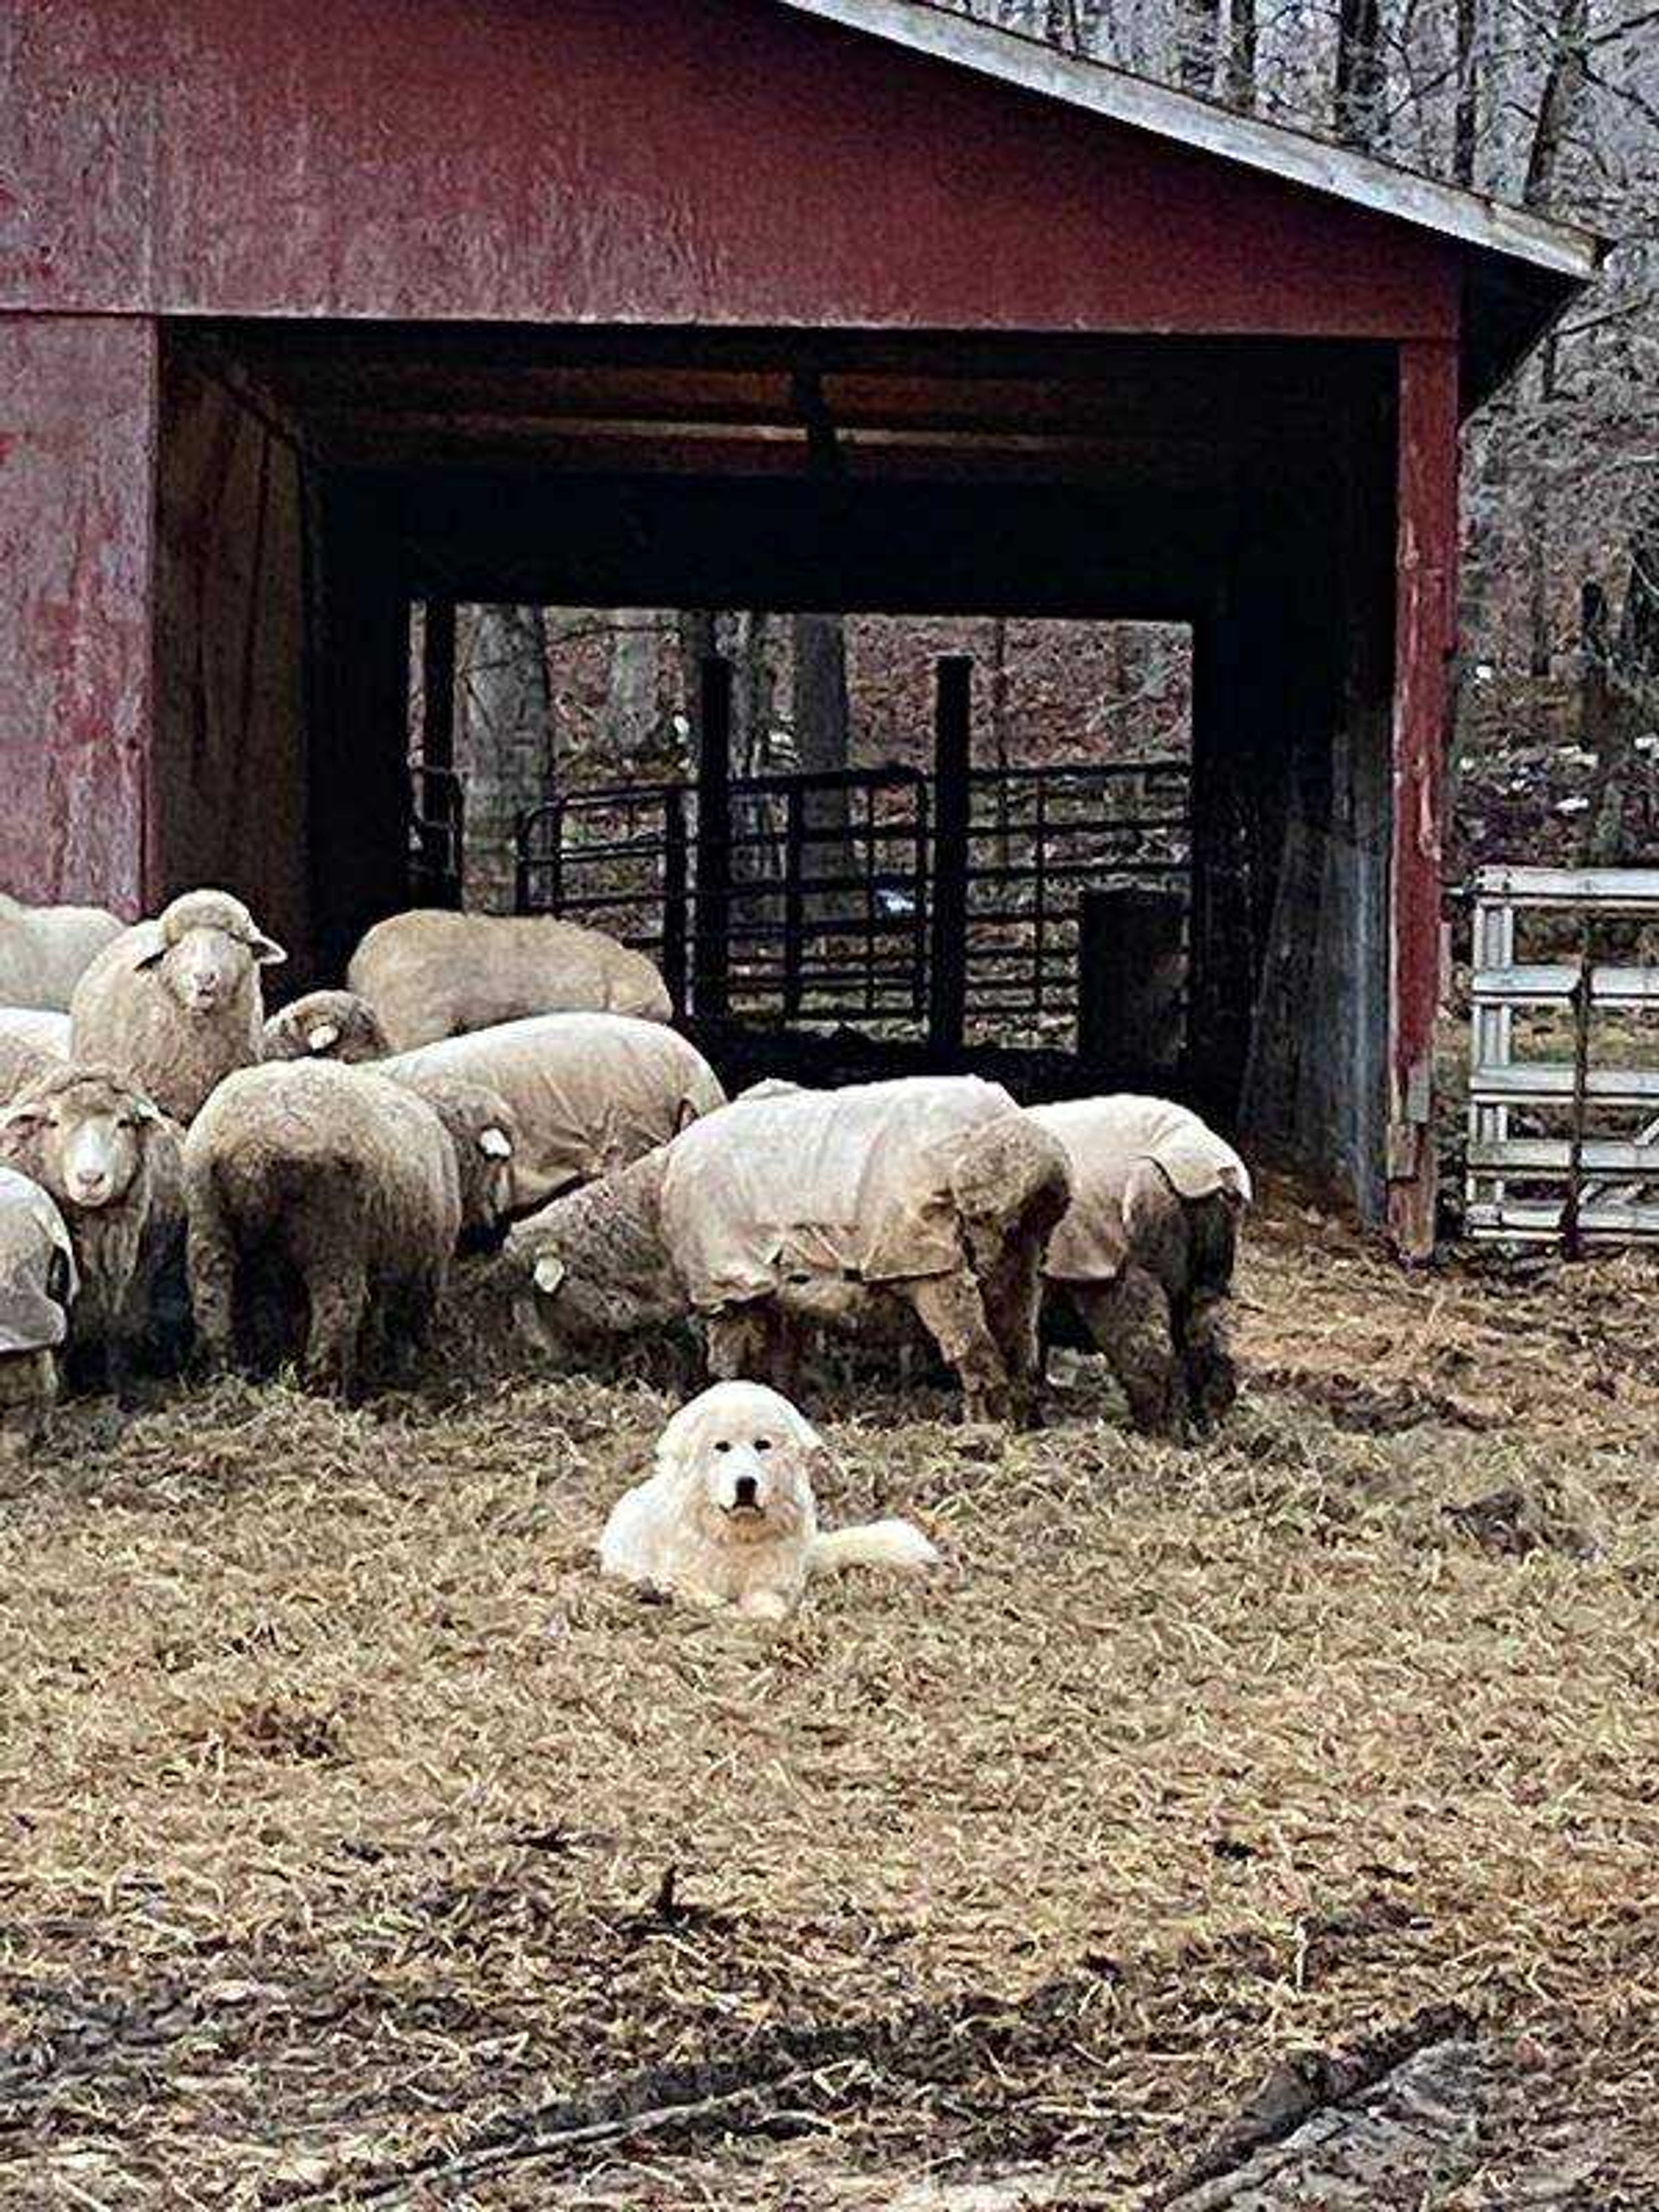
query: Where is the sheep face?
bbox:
[417,1081,520,1236]
[139,893,284,1017]
[515,1241,678,1356]
[0,1073,160,1213]
[263,991,388,1065]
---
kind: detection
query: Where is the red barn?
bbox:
[0,0,1600,1248]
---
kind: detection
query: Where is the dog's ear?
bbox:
[653,1398,707,1487]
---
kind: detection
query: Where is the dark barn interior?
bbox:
[157,319,1399,1209]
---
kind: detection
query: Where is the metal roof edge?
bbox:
[773,0,1607,283]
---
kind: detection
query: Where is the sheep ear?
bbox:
[0,1102,45,1138]
[133,942,168,972]
[478,1126,512,1160]
[306,1023,340,1053]
[249,932,286,967]
[532,1253,566,1295]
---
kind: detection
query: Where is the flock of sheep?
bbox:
[0,885,1253,1487]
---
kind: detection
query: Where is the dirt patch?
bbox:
[0,1182,1657,2205]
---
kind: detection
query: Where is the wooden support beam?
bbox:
[420,599,457,769]
[692,655,734,1022]
[1077,887,1185,1074]
[1388,339,1459,1259]
[928,656,973,1061]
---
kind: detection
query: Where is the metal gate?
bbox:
[516,756,1190,1052]
[517,766,931,1026]
[408,759,465,909]
[1466,864,1659,1246]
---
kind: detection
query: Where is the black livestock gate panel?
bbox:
[408,759,465,909]
[515,758,1191,1060]
[961,760,1190,1049]
[517,766,931,1027]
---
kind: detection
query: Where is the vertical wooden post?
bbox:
[928,655,973,1062]
[661,787,690,1018]
[421,599,457,769]
[1077,887,1185,1074]
[693,653,733,1023]
[1388,340,1459,1258]
[783,782,805,1019]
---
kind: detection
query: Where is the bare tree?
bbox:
[1227,0,1258,108]
[461,606,552,910]
[604,610,661,760]
[1334,0,1385,148]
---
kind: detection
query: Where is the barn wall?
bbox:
[0,314,154,913]
[152,349,311,971]
[1206,392,1395,1218]
[1,0,1459,342]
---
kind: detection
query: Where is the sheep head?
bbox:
[138,890,285,1017]
[506,1157,680,1357]
[0,1065,162,1214]
[263,990,388,1065]
[414,1079,520,1236]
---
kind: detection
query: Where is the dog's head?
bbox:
[655,1379,826,1547]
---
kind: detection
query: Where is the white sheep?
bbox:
[69,889,286,1123]
[183,1059,515,1395]
[383,1011,726,1213]
[507,1075,1071,1423]
[0,1009,70,1060]
[347,909,674,1053]
[1029,1095,1252,1439]
[0,894,124,1011]
[0,1164,78,1458]
[261,989,390,1065]
[0,1065,184,1405]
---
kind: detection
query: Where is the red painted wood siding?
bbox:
[0,0,1459,338]
[1388,337,1459,1257]
[0,315,154,911]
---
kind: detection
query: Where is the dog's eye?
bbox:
[714,1440,731,1453]
[754,1437,772,1452]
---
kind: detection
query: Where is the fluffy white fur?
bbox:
[599,1379,939,1621]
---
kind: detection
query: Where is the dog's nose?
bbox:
[734,1473,759,1508]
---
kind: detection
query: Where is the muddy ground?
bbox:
[1,1180,1656,2208]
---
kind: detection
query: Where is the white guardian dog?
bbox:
[599,1379,940,1621]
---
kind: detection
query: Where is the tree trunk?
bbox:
[1526,341,1559,682]
[1334,0,1385,149]
[1226,0,1257,108]
[791,613,852,919]
[462,605,552,911]
[1452,0,1479,185]
[604,611,661,764]
[1173,0,1220,92]
[1523,0,1589,210]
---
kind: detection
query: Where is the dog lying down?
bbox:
[599,1379,940,1621]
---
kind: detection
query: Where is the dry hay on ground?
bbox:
[1,1182,1657,2207]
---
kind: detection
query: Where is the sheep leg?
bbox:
[1072,1271,1187,1440]
[704,1299,795,1391]
[976,1238,1047,1428]
[895,1266,1011,1424]
[184,1165,238,1374]
[303,1260,368,1398]
[1179,1289,1237,1433]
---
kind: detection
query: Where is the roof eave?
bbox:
[774,0,1607,286]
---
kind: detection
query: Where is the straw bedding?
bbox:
[1,1177,1656,2207]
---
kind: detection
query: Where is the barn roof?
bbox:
[776,0,1606,403]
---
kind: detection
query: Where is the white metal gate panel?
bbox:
[1466,865,1659,1245]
